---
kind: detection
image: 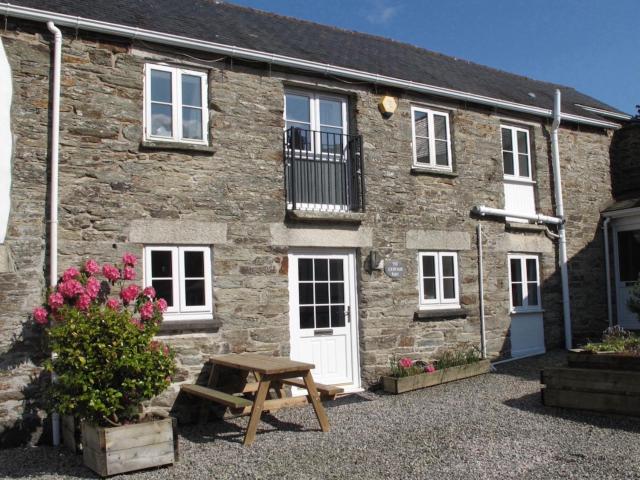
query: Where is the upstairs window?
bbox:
[411,106,452,171]
[144,246,213,321]
[144,64,208,144]
[418,252,459,309]
[501,125,531,179]
[508,255,540,312]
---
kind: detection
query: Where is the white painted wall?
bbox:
[0,37,12,244]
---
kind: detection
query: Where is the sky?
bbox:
[230,0,639,115]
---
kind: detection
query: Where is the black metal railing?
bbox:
[283,127,365,212]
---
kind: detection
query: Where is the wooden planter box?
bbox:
[542,366,640,416]
[567,349,640,371]
[81,418,177,477]
[382,360,491,394]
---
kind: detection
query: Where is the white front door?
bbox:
[508,254,546,358]
[288,250,360,391]
[613,224,640,329]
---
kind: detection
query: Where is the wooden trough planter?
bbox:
[382,360,491,394]
[542,349,640,417]
[81,417,177,477]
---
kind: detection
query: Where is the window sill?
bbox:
[140,140,214,154]
[159,317,221,333]
[414,307,467,321]
[411,166,457,177]
[286,209,364,224]
[503,177,536,185]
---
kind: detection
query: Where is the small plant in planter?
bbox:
[33,253,177,477]
[383,344,489,394]
[582,326,640,355]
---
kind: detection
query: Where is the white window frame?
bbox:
[143,246,213,322]
[283,89,349,145]
[144,64,209,145]
[501,125,532,181]
[411,106,452,171]
[508,254,542,313]
[418,251,459,309]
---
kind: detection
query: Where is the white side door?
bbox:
[289,250,360,391]
[508,255,546,358]
[613,224,640,329]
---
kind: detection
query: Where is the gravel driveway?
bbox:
[1,351,639,480]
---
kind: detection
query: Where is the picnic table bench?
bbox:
[181,353,342,445]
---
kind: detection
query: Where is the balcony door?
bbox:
[284,90,350,211]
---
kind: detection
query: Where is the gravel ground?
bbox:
[1,351,640,480]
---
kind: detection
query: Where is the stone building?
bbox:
[0,0,631,446]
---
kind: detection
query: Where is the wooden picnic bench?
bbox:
[180,353,342,445]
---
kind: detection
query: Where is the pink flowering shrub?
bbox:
[32,253,175,427]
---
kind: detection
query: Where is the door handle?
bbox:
[345,306,351,323]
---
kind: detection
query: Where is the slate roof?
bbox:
[7,0,626,120]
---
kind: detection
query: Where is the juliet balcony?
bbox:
[283,128,365,217]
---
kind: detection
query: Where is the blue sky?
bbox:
[231,0,638,114]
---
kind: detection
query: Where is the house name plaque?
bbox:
[384,260,406,279]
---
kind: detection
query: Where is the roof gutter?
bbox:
[0,3,623,130]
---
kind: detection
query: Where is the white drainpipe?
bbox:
[551,89,573,350]
[472,205,562,225]
[477,223,487,358]
[603,217,613,327]
[46,20,62,447]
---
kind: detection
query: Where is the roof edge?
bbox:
[1,3,623,129]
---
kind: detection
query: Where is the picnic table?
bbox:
[181,353,342,445]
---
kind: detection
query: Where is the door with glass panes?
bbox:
[614,225,640,329]
[288,250,359,389]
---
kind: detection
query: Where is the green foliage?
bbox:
[45,304,175,426]
[434,343,482,370]
[583,326,640,354]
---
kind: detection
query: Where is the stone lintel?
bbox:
[129,220,227,245]
[406,230,471,251]
[270,224,373,248]
[497,232,554,253]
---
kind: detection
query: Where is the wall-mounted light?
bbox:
[368,251,384,271]
[378,95,398,119]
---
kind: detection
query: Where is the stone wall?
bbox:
[0,22,614,445]
[610,121,640,200]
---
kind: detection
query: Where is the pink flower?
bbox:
[33,307,49,325]
[162,344,170,356]
[62,267,80,282]
[143,286,156,299]
[83,259,100,275]
[155,298,168,312]
[102,264,121,282]
[75,293,91,311]
[398,357,413,369]
[85,276,101,299]
[48,292,64,310]
[139,301,155,320]
[130,317,144,330]
[424,363,436,373]
[57,279,84,299]
[122,266,136,281]
[122,252,137,267]
[106,298,121,310]
[120,284,141,304]
[149,340,160,351]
